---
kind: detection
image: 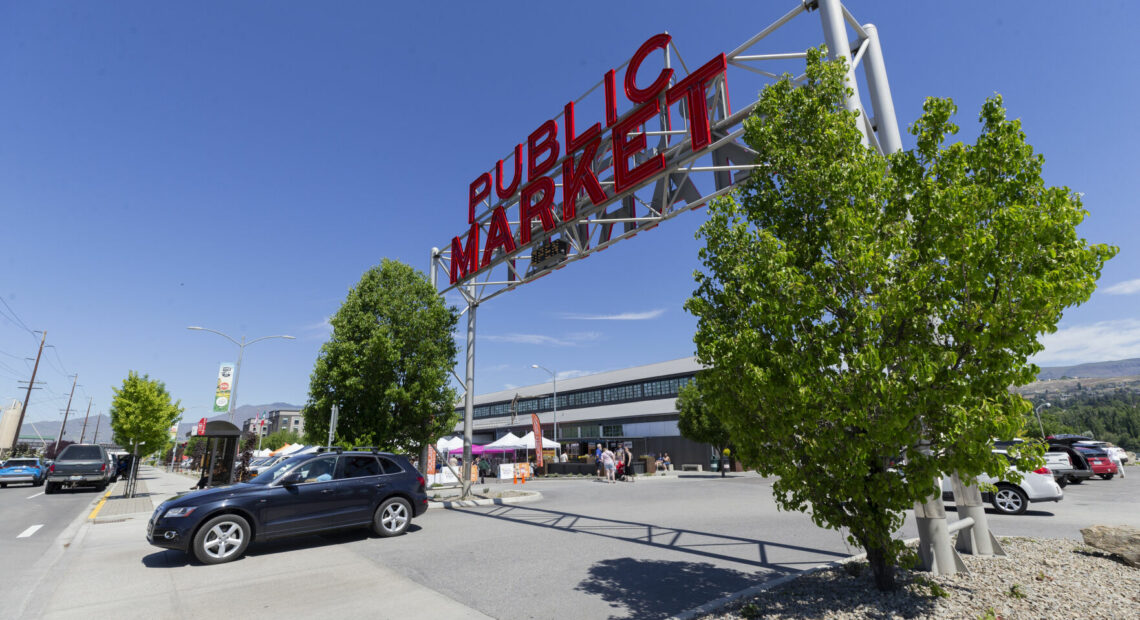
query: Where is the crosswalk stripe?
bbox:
[16,524,44,538]
[26,492,44,499]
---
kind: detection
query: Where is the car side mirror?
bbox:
[281,472,304,486]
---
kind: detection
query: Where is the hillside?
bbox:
[1035,358,1140,380]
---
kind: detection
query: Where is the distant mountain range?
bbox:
[22,402,302,446]
[1036,358,1140,381]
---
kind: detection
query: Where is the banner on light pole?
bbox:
[212,363,235,413]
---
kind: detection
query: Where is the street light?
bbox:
[1034,402,1052,440]
[531,364,558,444]
[187,326,295,423]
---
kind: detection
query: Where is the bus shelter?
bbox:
[199,420,241,487]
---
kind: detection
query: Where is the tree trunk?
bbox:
[864,545,897,591]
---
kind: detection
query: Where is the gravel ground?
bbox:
[697,537,1139,619]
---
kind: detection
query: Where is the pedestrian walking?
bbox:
[595,444,604,479]
[622,446,635,482]
[478,456,491,484]
[602,446,616,483]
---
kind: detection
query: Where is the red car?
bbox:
[1074,447,1119,480]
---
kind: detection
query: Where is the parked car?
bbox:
[1073,440,1129,465]
[0,457,47,488]
[1046,444,1094,486]
[45,444,112,493]
[941,450,1063,515]
[1073,446,1118,479]
[146,448,428,564]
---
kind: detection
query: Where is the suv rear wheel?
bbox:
[373,497,411,537]
[991,484,1028,515]
[193,514,251,565]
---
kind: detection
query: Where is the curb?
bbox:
[667,536,922,620]
[427,490,543,510]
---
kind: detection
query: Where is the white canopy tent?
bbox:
[436,436,465,452]
[484,432,525,450]
[518,431,559,450]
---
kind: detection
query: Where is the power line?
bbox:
[0,297,35,335]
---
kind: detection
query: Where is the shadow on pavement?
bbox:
[142,524,422,568]
[457,504,847,569]
[575,557,773,620]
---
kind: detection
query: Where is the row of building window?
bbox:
[463,375,694,420]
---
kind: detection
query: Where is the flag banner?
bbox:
[426,445,437,475]
[212,363,235,413]
[531,413,544,468]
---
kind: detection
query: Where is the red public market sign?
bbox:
[449,34,727,285]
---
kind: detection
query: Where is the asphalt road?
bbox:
[0,481,107,612]
[351,474,858,619]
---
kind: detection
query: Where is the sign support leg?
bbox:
[461,290,476,499]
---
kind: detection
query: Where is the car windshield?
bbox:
[246,454,310,485]
[1075,447,1107,456]
[4,459,38,467]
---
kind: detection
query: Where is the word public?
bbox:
[450,34,728,284]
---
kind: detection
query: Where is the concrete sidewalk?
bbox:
[15,466,490,620]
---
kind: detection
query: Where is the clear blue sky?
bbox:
[3,1,1138,426]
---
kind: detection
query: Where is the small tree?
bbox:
[686,48,1115,590]
[676,378,734,476]
[303,259,460,452]
[261,429,300,451]
[110,372,183,457]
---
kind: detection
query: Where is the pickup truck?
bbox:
[45,444,112,494]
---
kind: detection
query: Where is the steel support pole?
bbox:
[817,0,868,144]
[461,290,476,498]
[914,478,966,575]
[860,23,902,154]
[950,472,1005,557]
[552,373,558,445]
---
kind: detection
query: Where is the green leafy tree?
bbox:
[303,259,459,452]
[676,377,733,476]
[262,429,301,451]
[109,372,183,457]
[686,48,1116,590]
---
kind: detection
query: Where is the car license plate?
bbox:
[70,475,83,481]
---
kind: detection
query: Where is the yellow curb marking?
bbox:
[87,486,115,520]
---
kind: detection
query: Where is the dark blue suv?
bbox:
[147,448,428,564]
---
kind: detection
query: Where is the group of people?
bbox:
[596,444,636,483]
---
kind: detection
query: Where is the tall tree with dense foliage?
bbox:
[686,48,1116,590]
[261,429,301,451]
[304,259,460,453]
[109,372,183,456]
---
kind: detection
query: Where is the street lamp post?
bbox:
[1034,402,1052,440]
[531,364,558,444]
[187,327,295,423]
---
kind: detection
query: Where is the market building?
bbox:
[452,357,725,469]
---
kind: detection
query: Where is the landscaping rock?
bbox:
[1081,525,1140,567]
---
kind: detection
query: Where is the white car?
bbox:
[940,450,1063,515]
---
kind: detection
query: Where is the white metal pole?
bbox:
[552,372,558,445]
[229,337,245,424]
[860,23,902,154]
[817,0,868,145]
[462,292,476,498]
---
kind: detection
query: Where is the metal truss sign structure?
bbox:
[432,0,902,307]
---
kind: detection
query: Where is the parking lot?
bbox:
[4,468,1137,619]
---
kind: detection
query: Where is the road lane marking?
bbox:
[26,492,44,499]
[87,487,115,520]
[16,524,44,538]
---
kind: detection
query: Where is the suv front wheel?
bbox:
[373,497,411,537]
[193,514,251,565]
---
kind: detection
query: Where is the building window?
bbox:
[602,424,623,438]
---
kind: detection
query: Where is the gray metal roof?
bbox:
[470,356,701,406]
[456,396,681,432]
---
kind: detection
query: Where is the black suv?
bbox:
[147,448,428,564]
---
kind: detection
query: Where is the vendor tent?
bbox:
[485,432,525,450]
[518,431,559,450]
[436,436,465,452]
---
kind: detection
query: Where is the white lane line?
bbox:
[26,492,44,499]
[16,524,44,538]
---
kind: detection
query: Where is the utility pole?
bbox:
[53,374,78,454]
[14,331,46,451]
[92,415,101,443]
[79,397,93,443]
